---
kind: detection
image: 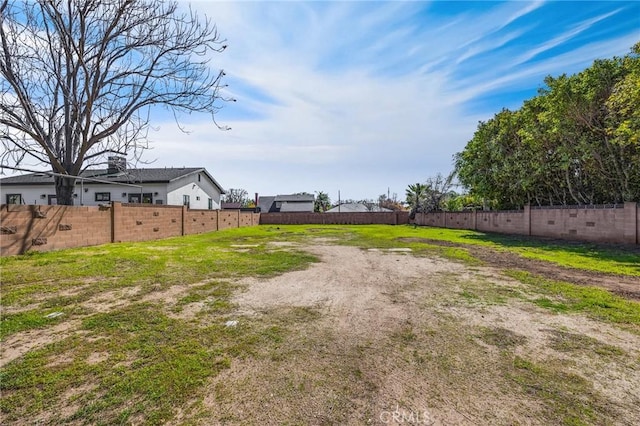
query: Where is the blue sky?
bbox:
[148,0,639,202]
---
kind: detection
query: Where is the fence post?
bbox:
[111,201,121,243]
[181,205,187,236]
[524,204,531,236]
[623,202,638,245]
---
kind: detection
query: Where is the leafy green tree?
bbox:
[443,192,484,211]
[456,43,640,208]
[314,191,331,212]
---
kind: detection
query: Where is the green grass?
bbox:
[0,227,327,424]
[1,224,639,424]
[415,227,640,276]
[509,356,612,425]
[0,228,318,307]
[506,270,640,327]
[243,224,639,276]
[0,302,292,425]
[0,309,65,340]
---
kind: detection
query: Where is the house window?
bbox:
[155,200,163,205]
[142,193,153,204]
[183,195,190,208]
[208,198,213,210]
[6,194,22,204]
[196,196,200,201]
[95,192,111,202]
[128,193,141,203]
[198,174,201,182]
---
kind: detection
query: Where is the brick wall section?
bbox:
[414,203,638,245]
[218,210,239,230]
[1,203,260,256]
[637,203,640,245]
[476,211,528,235]
[240,212,259,227]
[184,209,219,235]
[260,211,410,225]
[114,203,184,243]
[1,204,111,255]
[530,205,633,244]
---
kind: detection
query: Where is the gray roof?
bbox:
[257,194,314,212]
[274,194,315,202]
[257,196,276,213]
[325,203,392,213]
[0,167,225,193]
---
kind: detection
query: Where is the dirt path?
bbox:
[204,244,640,425]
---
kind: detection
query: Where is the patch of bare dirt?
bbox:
[205,244,640,425]
[1,278,221,369]
[399,237,640,300]
[1,319,82,368]
[82,286,141,313]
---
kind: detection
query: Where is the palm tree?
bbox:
[406,183,427,219]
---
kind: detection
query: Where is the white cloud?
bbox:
[145,1,637,200]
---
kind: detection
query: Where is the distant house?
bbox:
[0,160,225,209]
[258,194,315,213]
[325,203,392,213]
[221,202,243,210]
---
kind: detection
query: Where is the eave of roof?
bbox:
[0,167,226,193]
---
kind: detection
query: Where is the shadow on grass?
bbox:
[460,232,640,273]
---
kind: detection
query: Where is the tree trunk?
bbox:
[54,175,76,205]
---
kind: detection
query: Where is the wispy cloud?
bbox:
[513,8,623,65]
[148,1,639,199]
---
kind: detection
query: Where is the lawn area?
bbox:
[1,225,639,425]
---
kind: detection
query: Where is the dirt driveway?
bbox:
[202,243,640,425]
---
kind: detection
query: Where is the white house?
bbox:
[0,164,225,209]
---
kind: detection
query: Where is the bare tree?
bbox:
[0,0,230,204]
[222,188,251,207]
[423,172,455,211]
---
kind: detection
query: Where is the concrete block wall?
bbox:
[184,209,219,235]
[413,212,477,229]
[218,210,240,230]
[1,204,111,255]
[476,211,527,235]
[530,204,632,244]
[637,203,640,245]
[239,212,259,227]
[260,211,409,225]
[114,203,183,243]
[1,203,260,256]
[414,203,638,245]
